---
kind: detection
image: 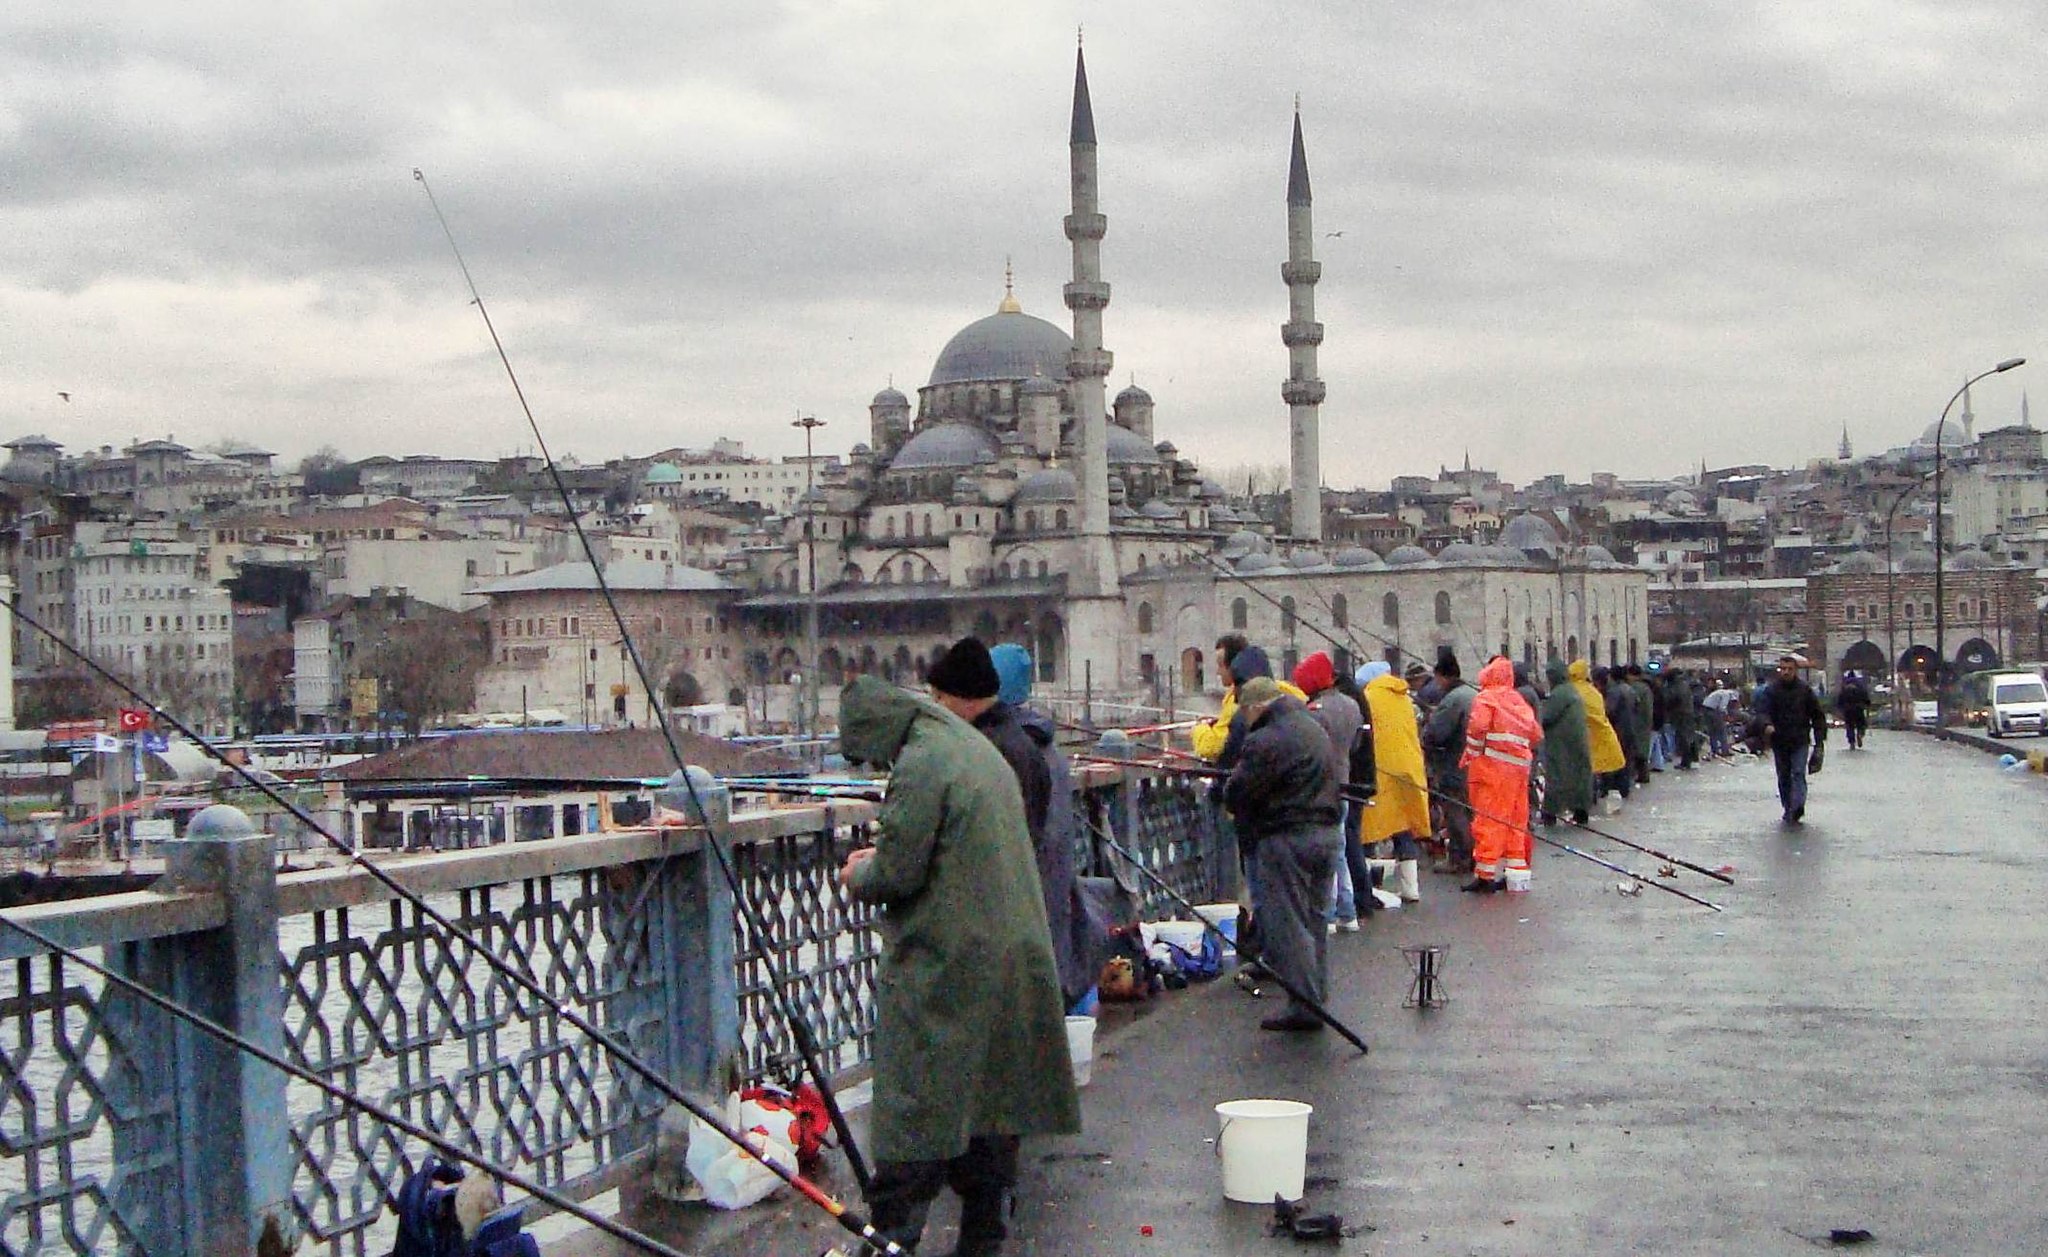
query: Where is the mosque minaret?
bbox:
[1282,105,1327,542]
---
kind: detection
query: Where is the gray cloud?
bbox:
[4,2,2047,486]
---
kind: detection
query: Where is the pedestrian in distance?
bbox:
[1665,668,1700,769]
[1291,650,1364,934]
[1568,660,1629,811]
[1460,656,1543,893]
[838,676,1081,1255]
[1624,664,1658,783]
[1539,658,1594,827]
[1752,655,1828,825]
[1836,670,1873,750]
[1357,661,1429,904]
[1421,650,1478,875]
[1222,676,1346,1033]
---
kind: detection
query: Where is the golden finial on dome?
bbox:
[998,256,1021,313]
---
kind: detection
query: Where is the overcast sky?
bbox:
[5,2,2046,488]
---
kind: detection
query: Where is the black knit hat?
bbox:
[926,636,1001,699]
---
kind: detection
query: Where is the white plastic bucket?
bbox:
[1193,903,1240,953]
[1215,1099,1312,1202]
[1148,920,1208,952]
[1065,1015,1097,1087]
[1504,867,1531,893]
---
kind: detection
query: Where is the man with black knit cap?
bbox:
[1421,649,1476,876]
[928,637,1052,853]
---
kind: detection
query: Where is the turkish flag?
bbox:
[117,709,149,732]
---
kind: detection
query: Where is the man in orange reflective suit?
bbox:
[1459,656,1543,893]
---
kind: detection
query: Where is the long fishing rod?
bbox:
[413,169,875,1197]
[0,602,909,1256]
[1072,750,1721,909]
[0,913,693,1257]
[1082,819,1368,1053]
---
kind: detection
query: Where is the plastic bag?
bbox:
[686,1092,800,1210]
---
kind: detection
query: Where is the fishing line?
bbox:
[413,168,874,1196]
[0,598,909,1255]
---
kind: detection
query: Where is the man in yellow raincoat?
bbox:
[1567,659,1628,808]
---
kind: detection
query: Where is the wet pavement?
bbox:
[574,730,2048,1255]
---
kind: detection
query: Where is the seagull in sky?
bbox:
[56,392,70,402]
[1325,231,1344,238]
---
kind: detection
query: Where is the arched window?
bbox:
[1037,560,1049,578]
[1231,597,1249,630]
[1331,593,1348,629]
[1434,591,1453,625]
[1137,602,1154,634]
[1281,596,1296,636]
[1055,508,1069,530]
[877,568,893,585]
[1958,597,1971,617]
[998,561,1012,580]
[1025,510,1038,531]
[921,515,932,538]
[1383,593,1399,628]
[1136,553,1148,571]
[885,516,896,539]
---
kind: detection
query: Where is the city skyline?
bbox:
[4,4,2045,484]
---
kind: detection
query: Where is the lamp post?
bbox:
[792,413,826,747]
[1934,358,2026,724]
[1883,471,1932,724]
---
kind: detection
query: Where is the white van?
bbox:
[1977,672,2048,737]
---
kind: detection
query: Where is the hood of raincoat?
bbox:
[1568,659,1592,682]
[1356,660,1392,687]
[1478,656,1516,690]
[1231,645,1275,683]
[1292,650,1336,696]
[990,643,1034,706]
[1365,671,1411,700]
[839,676,952,768]
[1545,658,1571,688]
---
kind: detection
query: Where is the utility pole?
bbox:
[792,414,826,750]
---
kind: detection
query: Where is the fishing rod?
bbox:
[1082,819,1368,1054]
[0,914,683,1257]
[414,169,874,1198]
[0,604,909,1256]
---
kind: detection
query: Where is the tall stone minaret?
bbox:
[1065,42,1116,596]
[1282,106,1326,541]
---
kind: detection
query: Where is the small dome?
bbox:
[1116,383,1153,406]
[1140,500,1178,520]
[889,422,1001,470]
[1019,372,1061,398]
[1899,550,1937,572]
[1484,543,1530,565]
[643,462,683,485]
[1438,541,1487,565]
[1385,544,1433,567]
[1156,441,1180,458]
[1209,505,1242,525]
[851,442,872,456]
[1221,529,1262,557]
[1333,546,1381,568]
[1499,513,1561,552]
[1579,544,1619,565]
[1112,504,1141,521]
[1236,552,1282,573]
[1950,548,2002,570]
[872,386,909,408]
[1107,426,1162,464]
[1289,548,1329,569]
[928,309,1074,387]
[1830,551,1886,574]
[1014,468,1079,503]
[1663,489,1701,515]
[1198,479,1228,501]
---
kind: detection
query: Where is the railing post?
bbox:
[657,768,739,1091]
[155,804,294,1255]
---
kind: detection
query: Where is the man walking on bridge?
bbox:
[1754,655,1827,824]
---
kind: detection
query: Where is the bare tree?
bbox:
[1206,462,1291,500]
[359,612,488,735]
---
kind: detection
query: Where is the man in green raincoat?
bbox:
[1538,659,1594,826]
[838,675,1081,1254]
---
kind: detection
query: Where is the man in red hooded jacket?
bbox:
[1459,655,1543,893]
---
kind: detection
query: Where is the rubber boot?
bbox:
[950,1190,1010,1257]
[1395,859,1421,903]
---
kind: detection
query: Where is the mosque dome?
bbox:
[1830,551,1886,574]
[1949,548,2003,570]
[1107,426,1163,464]
[1289,548,1329,569]
[1221,529,1262,557]
[1913,419,1968,450]
[1208,505,1242,525]
[1499,514,1561,553]
[1385,545,1433,566]
[1438,541,1487,565]
[1140,500,1179,520]
[889,422,1002,470]
[1015,468,1079,502]
[1898,550,1937,572]
[1333,546,1382,568]
[1198,479,1228,501]
[1663,489,1701,515]
[928,309,1074,387]
[872,386,909,408]
[1115,383,1153,406]
[1236,553,1281,573]
[1578,544,1619,565]
[644,462,683,485]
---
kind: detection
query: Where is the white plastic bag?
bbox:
[686,1092,800,1210]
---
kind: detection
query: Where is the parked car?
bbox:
[1912,700,1940,728]
[1961,670,2048,738]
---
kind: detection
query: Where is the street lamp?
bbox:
[1883,470,1933,723]
[1934,357,2025,723]
[792,413,826,746]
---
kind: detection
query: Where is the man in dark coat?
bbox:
[1599,666,1647,789]
[1753,655,1827,824]
[1836,671,1873,750]
[1421,650,1477,875]
[1665,668,1700,769]
[1224,676,1344,1032]
[839,676,1080,1253]
[1624,665,1657,783]
[1539,659,1594,825]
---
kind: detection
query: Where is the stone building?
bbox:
[1805,549,2042,684]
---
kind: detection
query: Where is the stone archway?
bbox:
[1840,640,1886,676]
[1956,637,2000,673]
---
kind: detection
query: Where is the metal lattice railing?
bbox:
[279,870,671,1257]
[729,822,880,1086]
[1081,770,1229,918]
[0,953,181,1255]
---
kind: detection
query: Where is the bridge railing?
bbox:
[0,766,1224,1257]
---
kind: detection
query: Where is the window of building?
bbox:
[1137,602,1154,634]
[1383,593,1399,628]
[1055,509,1069,530]
[1231,598,1249,630]
[1434,592,1452,625]
[1331,593,1348,629]
[1281,597,1296,636]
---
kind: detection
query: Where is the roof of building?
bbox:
[1108,425,1161,464]
[928,309,1074,388]
[871,386,909,407]
[644,462,683,484]
[1115,383,1153,406]
[473,558,731,596]
[888,422,1003,471]
[5,434,60,450]
[330,728,794,787]
[1015,468,1079,503]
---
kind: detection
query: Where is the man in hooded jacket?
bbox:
[1461,656,1543,891]
[1624,665,1658,783]
[1539,659,1594,825]
[1358,661,1429,903]
[1665,668,1700,769]
[1421,650,1478,875]
[1598,666,1646,791]
[839,676,1080,1254]
[1292,650,1364,930]
[1567,660,1629,808]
